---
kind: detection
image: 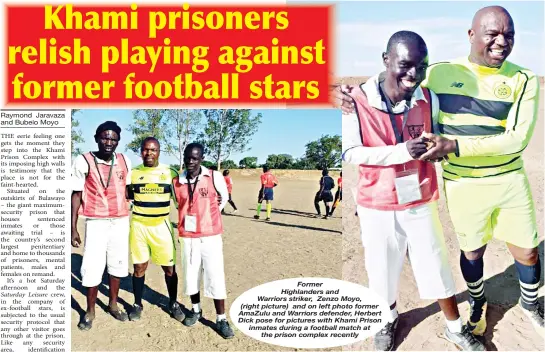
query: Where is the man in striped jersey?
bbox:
[127,137,185,323]
[418,6,543,335]
[332,5,543,337]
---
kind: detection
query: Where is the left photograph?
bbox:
[70,108,342,351]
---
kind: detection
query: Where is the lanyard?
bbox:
[93,154,114,190]
[186,169,201,211]
[378,81,409,144]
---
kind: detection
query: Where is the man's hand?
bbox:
[419,133,458,161]
[406,138,430,159]
[330,84,356,114]
[71,228,81,248]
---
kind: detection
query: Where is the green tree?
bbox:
[198,109,262,170]
[202,160,216,169]
[265,154,278,168]
[164,109,202,170]
[304,135,341,169]
[220,160,237,169]
[292,157,314,170]
[169,164,182,173]
[265,154,294,169]
[126,109,169,154]
[71,109,84,157]
[239,156,258,169]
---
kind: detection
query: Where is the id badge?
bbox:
[394,169,422,205]
[184,214,197,232]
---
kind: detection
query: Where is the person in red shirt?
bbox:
[330,171,342,216]
[254,165,278,221]
[222,169,238,214]
[339,32,484,351]
[173,143,234,339]
[71,121,132,330]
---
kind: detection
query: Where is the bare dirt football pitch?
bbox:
[71,169,342,351]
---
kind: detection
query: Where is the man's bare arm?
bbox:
[71,191,83,247]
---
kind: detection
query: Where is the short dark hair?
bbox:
[184,142,204,157]
[386,31,427,55]
[95,121,121,139]
[141,137,160,152]
[263,165,270,172]
[223,169,229,176]
[322,168,329,176]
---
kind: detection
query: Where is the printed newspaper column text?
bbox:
[0,109,69,351]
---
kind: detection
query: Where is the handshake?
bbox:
[407,132,458,161]
[328,84,458,162]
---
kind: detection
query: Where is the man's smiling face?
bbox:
[469,8,515,68]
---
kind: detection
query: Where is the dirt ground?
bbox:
[71,171,342,351]
[341,81,545,351]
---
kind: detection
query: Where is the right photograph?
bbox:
[335,1,544,351]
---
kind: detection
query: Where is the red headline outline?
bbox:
[5,3,333,107]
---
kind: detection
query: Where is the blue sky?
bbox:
[73,109,341,166]
[332,1,545,76]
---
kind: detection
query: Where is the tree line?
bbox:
[72,109,340,170]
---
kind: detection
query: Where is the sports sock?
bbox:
[515,257,541,310]
[193,303,201,313]
[256,203,262,216]
[164,272,178,305]
[133,275,145,306]
[460,253,486,322]
[266,204,272,218]
[460,253,485,301]
[325,204,330,215]
[445,317,463,333]
[217,313,227,322]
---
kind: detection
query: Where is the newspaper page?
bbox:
[2,1,544,352]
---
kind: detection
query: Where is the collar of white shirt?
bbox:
[360,72,428,114]
[180,165,211,183]
[90,152,118,165]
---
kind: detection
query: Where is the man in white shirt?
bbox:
[173,143,234,339]
[71,121,132,330]
[343,31,484,351]
[334,6,543,340]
